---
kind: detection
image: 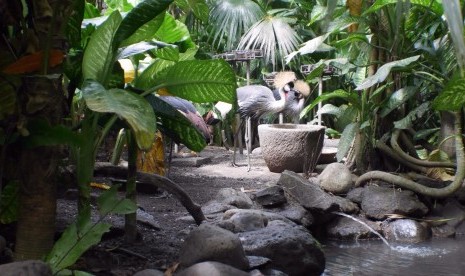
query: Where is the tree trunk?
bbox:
[439,111,456,159]
[15,75,64,260]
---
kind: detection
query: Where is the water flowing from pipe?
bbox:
[332,211,393,249]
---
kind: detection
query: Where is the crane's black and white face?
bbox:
[282,81,295,99]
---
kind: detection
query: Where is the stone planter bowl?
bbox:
[258,124,325,173]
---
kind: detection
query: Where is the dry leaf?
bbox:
[3,50,64,74]
[137,131,165,176]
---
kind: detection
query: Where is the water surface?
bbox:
[323,237,465,275]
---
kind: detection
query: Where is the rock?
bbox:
[239,220,325,276]
[202,201,237,215]
[429,198,465,228]
[431,224,456,238]
[227,211,268,233]
[215,188,253,209]
[247,255,271,269]
[137,208,161,230]
[277,171,359,221]
[383,219,431,243]
[270,203,314,228]
[317,163,354,194]
[223,209,295,226]
[179,224,249,270]
[0,260,52,276]
[252,186,287,207]
[176,261,249,276]
[361,186,429,220]
[346,187,364,204]
[326,215,382,240]
[133,268,165,276]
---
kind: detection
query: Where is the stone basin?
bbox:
[257,124,325,173]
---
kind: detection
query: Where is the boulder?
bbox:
[226,211,268,233]
[222,209,295,227]
[239,220,325,276]
[269,203,314,228]
[177,261,249,276]
[179,224,249,270]
[326,215,382,240]
[214,188,253,209]
[278,171,358,221]
[0,260,51,276]
[317,163,354,194]
[252,186,287,207]
[361,186,429,220]
[383,219,431,243]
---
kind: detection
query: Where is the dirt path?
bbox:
[57,146,282,275]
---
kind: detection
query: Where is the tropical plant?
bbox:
[0,0,236,272]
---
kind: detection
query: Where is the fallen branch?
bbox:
[94,162,206,225]
[357,111,464,198]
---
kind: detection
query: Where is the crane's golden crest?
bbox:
[273,71,297,89]
[293,80,311,97]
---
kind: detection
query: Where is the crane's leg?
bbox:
[231,114,241,167]
[245,116,252,171]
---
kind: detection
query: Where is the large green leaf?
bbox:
[46,217,111,273]
[364,0,443,16]
[337,122,359,162]
[81,80,156,150]
[82,11,122,84]
[394,102,430,129]
[433,74,465,111]
[119,13,165,48]
[97,185,137,215]
[355,55,420,90]
[285,34,332,64]
[300,89,361,119]
[175,0,209,22]
[155,13,191,44]
[154,46,180,62]
[146,94,206,151]
[117,41,163,59]
[65,0,85,48]
[134,48,197,89]
[113,0,173,47]
[380,86,418,117]
[155,60,237,104]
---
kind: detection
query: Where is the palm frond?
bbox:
[209,0,264,50]
[238,15,301,70]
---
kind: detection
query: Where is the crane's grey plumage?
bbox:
[237,83,293,120]
[232,71,297,170]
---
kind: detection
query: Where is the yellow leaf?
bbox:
[137,131,165,176]
[90,182,111,190]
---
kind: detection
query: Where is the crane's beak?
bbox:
[283,82,294,98]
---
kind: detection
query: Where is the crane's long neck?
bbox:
[269,87,287,113]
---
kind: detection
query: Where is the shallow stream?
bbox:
[322,236,465,275]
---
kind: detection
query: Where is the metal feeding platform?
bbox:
[214,49,263,62]
[301,64,338,76]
